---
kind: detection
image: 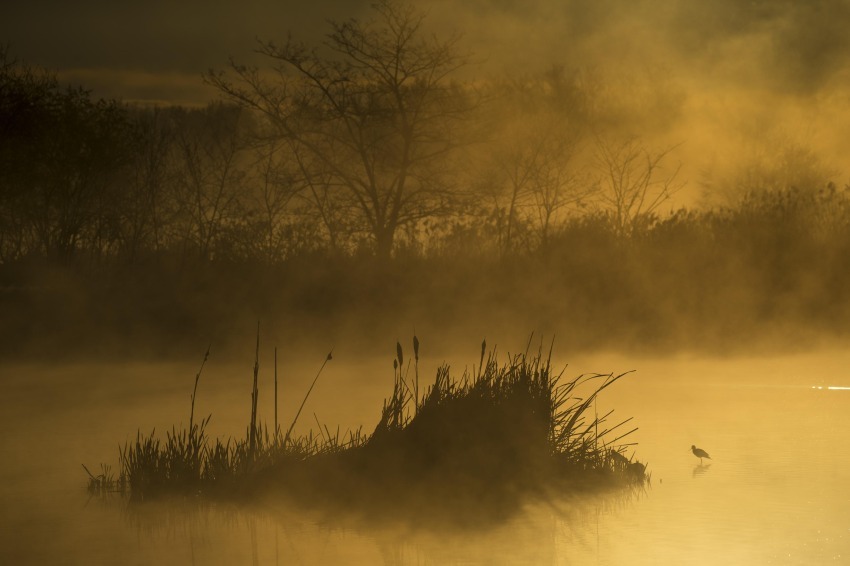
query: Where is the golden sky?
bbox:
[4,0,850,194]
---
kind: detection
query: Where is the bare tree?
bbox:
[206,0,473,258]
[699,129,837,208]
[170,104,249,261]
[529,133,590,247]
[245,138,313,261]
[117,107,175,261]
[0,47,136,261]
[482,121,545,254]
[477,102,592,254]
[594,137,683,237]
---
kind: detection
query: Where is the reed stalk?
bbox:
[282,349,333,446]
[274,346,279,444]
[102,337,646,510]
[413,333,420,413]
[249,322,260,457]
[188,344,210,434]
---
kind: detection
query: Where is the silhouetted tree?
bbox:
[594,137,683,237]
[700,129,837,207]
[248,139,303,261]
[169,104,250,261]
[207,0,474,258]
[117,106,176,261]
[466,66,597,256]
[481,114,591,254]
[0,47,135,261]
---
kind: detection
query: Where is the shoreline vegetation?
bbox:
[5,0,850,363]
[2,182,849,362]
[84,337,648,527]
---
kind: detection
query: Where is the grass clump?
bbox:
[88,336,647,525]
[269,339,646,526]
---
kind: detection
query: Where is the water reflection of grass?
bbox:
[89,337,647,525]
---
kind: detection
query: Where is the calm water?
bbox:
[1,348,848,564]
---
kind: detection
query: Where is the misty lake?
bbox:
[1,347,848,565]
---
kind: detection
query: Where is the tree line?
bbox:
[2,1,849,360]
[3,1,739,266]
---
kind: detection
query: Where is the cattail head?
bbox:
[396,341,403,367]
[413,335,420,361]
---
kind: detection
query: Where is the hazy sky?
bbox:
[3,0,375,104]
[4,0,850,104]
[4,0,850,192]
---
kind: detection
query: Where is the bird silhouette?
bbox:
[691,445,711,464]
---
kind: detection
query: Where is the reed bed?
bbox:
[88,337,647,523]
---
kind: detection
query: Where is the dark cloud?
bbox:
[2,0,376,101]
[666,0,850,93]
[768,0,850,92]
[2,0,371,72]
[3,0,850,102]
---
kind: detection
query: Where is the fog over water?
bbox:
[2,1,850,564]
[1,348,849,563]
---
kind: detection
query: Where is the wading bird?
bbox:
[691,445,711,464]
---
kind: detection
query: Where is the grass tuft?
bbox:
[86,337,648,525]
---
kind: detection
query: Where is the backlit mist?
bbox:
[1,1,849,564]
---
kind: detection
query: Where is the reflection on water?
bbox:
[1,350,850,564]
[93,488,646,566]
[692,463,711,478]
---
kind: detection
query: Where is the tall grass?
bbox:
[94,337,646,520]
[344,340,645,511]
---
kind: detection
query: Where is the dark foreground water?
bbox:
[1,348,848,564]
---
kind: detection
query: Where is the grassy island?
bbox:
[86,338,647,526]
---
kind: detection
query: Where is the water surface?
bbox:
[1,349,848,564]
